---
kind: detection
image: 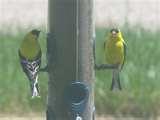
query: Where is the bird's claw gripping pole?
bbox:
[95,64,119,70]
[39,65,49,72]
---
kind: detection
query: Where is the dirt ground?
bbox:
[0,116,121,120]
[0,117,118,120]
[0,116,157,120]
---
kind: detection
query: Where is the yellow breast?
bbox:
[19,34,41,60]
[105,39,124,65]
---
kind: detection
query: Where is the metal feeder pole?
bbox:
[47,0,95,119]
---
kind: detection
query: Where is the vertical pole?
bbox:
[47,0,95,119]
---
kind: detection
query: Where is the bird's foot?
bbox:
[39,64,49,72]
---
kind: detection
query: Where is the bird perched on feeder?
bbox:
[104,28,126,90]
[18,29,41,98]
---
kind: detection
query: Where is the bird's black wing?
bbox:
[18,50,41,80]
[121,42,126,70]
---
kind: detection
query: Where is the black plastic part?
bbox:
[65,81,89,119]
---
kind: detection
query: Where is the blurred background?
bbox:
[0,0,160,119]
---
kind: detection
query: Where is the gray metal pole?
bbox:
[47,0,95,119]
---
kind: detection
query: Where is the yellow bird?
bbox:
[104,28,126,90]
[19,29,41,98]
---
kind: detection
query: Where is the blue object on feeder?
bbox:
[65,81,89,117]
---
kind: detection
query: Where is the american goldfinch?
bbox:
[104,28,126,90]
[19,29,41,98]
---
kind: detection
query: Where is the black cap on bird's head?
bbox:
[31,29,40,37]
[110,28,119,37]
[110,28,119,34]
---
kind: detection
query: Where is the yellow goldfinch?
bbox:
[104,28,126,90]
[19,29,41,98]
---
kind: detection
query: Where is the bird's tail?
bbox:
[110,69,122,90]
[30,75,40,98]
